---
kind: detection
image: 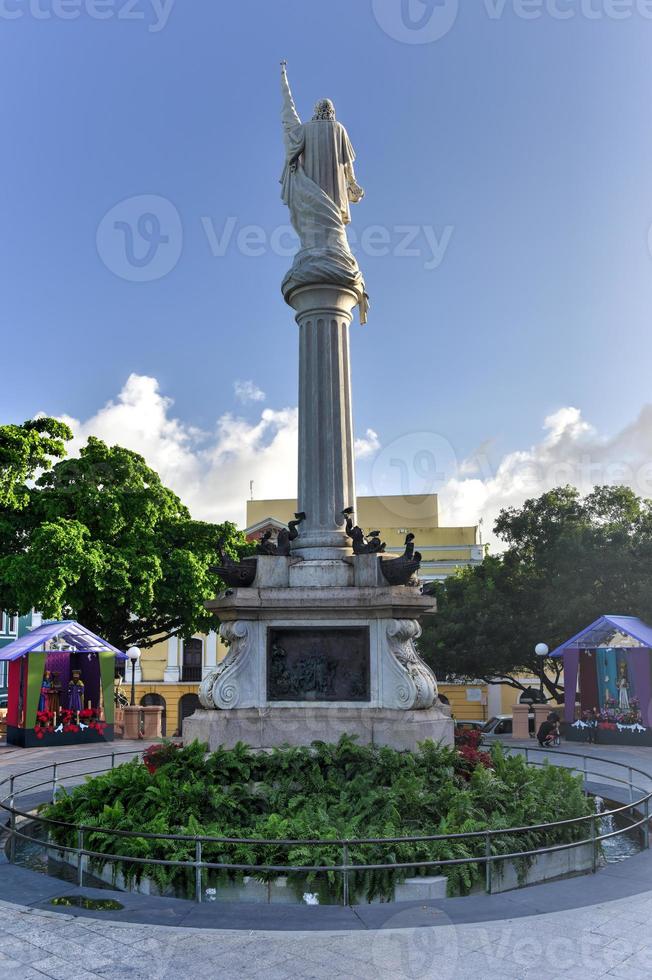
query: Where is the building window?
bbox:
[0,662,7,690]
[181,638,203,683]
[7,615,17,634]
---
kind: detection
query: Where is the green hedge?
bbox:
[42,736,593,902]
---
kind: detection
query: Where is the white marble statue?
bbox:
[619,674,630,711]
[280,62,369,323]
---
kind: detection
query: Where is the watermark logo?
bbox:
[0,0,175,31]
[97,205,453,281]
[372,0,459,43]
[483,0,652,21]
[96,194,183,282]
[202,217,454,270]
[369,431,459,519]
[370,908,459,979]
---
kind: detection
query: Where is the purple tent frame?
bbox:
[550,615,652,726]
[0,620,127,661]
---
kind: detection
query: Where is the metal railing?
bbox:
[0,745,650,905]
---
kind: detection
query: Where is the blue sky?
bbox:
[2,1,652,530]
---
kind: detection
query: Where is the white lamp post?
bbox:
[535,643,549,699]
[126,646,141,706]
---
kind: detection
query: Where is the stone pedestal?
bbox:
[512,704,531,739]
[184,705,452,753]
[122,706,141,740]
[201,566,440,711]
[114,707,125,738]
[184,555,453,751]
[141,706,163,739]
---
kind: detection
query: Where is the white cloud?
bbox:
[47,375,652,546]
[233,380,266,404]
[438,405,652,548]
[55,374,297,527]
[355,428,381,460]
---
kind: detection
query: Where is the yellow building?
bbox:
[125,632,226,737]
[126,494,483,736]
[245,494,483,582]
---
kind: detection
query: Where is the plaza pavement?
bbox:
[1,739,652,979]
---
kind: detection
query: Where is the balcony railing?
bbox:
[181,665,203,683]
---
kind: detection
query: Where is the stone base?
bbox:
[183,705,453,752]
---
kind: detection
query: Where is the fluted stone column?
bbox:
[287,284,359,560]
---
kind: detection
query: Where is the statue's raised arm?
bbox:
[278,63,369,324]
[281,62,301,138]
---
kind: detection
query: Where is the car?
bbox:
[454,719,486,732]
[480,713,535,740]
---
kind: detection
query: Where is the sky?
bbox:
[2,1,652,543]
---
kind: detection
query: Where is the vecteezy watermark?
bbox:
[483,0,652,20]
[97,200,453,281]
[96,194,183,282]
[202,217,454,270]
[0,0,175,32]
[372,0,460,44]
[372,0,652,44]
[369,431,460,520]
[370,907,459,980]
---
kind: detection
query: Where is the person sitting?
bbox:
[537,716,559,747]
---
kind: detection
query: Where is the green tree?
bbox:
[0,437,249,649]
[419,486,652,701]
[0,417,72,510]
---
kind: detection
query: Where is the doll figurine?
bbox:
[618,666,630,711]
[47,672,61,714]
[67,670,85,713]
[39,670,53,712]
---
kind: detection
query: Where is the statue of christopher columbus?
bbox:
[280,62,369,323]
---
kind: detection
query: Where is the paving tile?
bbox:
[30,956,105,980]
[4,738,652,980]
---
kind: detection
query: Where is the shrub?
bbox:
[42,735,593,903]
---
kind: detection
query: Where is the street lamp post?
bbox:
[535,643,549,700]
[126,646,141,707]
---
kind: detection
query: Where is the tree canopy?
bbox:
[0,417,72,510]
[0,436,250,650]
[419,486,652,701]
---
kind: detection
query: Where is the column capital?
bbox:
[286,283,361,321]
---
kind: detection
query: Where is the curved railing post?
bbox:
[485,832,492,893]
[629,767,634,804]
[644,797,650,850]
[195,839,202,903]
[8,775,15,864]
[590,814,598,874]
[342,842,350,907]
[51,763,58,803]
[77,827,84,887]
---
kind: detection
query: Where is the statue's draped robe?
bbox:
[281,120,356,227]
[280,75,367,322]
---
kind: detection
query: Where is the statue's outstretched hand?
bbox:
[345,163,364,203]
